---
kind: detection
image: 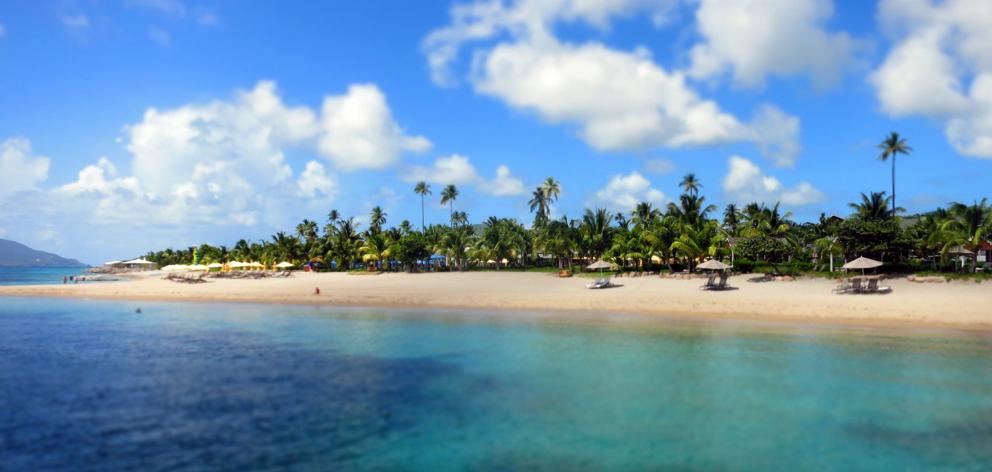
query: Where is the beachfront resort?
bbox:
[3,1,992,469]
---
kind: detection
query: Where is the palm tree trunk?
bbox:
[421,195,425,231]
[892,154,896,214]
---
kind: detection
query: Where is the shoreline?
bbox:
[1,271,990,332]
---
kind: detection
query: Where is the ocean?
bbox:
[0,266,91,285]
[1,297,990,470]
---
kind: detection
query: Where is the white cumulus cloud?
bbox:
[593,171,665,211]
[425,0,803,166]
[722,156,824,206]
[405,154,526,196]
[297,161,337,198]
[870,0,992,158]
[688,0,859,89]
[0,137,50,199]
[318,84,432,171]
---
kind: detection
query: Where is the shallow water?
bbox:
[0,266,90,285]
[1,297,990,471]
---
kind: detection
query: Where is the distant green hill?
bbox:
[0,239,87,267]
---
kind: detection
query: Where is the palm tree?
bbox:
[679,173,701,196]
[542,177,560,217]
[369,206,387,233]
[295,219,318,243]
[529,187,548,225]
[440,184,459,226]
[452,211,469,227]
[414,181,431,231]
[580,208,613,259]
[877,132,912,214]
[850,191,896,221]
[360,231,394,271]
[723,203,740,235]
[327,209,340,224]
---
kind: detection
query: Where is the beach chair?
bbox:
[851,278,864,293]
[715,272,730,290]
[865,278,892,294]
[832,280,851,293]
[700,273,717,290]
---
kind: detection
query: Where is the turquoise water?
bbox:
[1,297,991,470]
[0,266,90,285]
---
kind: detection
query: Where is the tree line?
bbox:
[143,133,991,274]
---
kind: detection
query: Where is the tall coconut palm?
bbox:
[369,206,387,233]
[529,187,549,224]
[723,203,741,235]
[679,173,701,196]
[542,177,560,217]
[877,132,912,214]
[414,181,431,231]
[440,184,459,226]
[295,219,318,243]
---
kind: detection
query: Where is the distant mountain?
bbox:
[0,239,87,268]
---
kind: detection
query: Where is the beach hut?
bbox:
[946,245,975,272]
[124,258,157,271]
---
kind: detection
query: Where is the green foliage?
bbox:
[733,237,791,264]
[140,172,989,277]
[836,218,911,261]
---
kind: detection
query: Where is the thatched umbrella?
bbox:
[586,260,615,278]
[842,256,883,275]
[946,246,974,271]
[696,259,731,271]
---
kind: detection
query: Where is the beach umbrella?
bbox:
[275,262,294,269]
[207,263,223,268]
[697,259,731,271]
[188,264,209,271]
[229,261,245,269]
[586,260,615,278]
[842,256,883,275]
[162,264,190,272]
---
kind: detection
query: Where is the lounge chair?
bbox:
[702,272,732,291]
[832,281,851,293]
[865,278,892,294]
[851,278,864,293]
[715,272,730,290]
[586,278,614,289]
[700,273,717,290]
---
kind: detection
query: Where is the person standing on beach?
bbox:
[63,276,67,284]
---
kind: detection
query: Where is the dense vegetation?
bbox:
[144,134,992,275]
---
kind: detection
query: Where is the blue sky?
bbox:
[1,0,990,264]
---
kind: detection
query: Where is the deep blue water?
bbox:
[1,298,991,471]
[0,267,90,285]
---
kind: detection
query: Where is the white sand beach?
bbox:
[1,272,989,330]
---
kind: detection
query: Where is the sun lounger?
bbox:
[586,278,614,289]
[716,272,730,290]
[700,273,717,289]
[865,278,892,294]
[701,272,732,291]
